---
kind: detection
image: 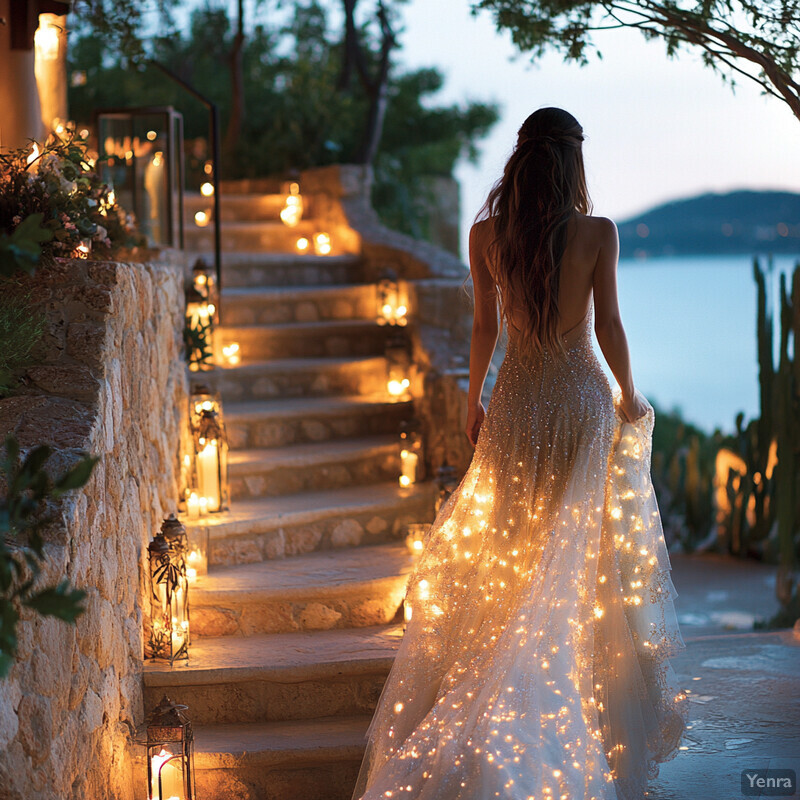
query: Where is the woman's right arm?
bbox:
[592,218,647,422]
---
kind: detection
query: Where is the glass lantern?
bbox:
[147,518,190,665]
[376,268,408,326]
[94,106,185,248]
[145,696,196,800]
[191,257,218,311]
[385,329,412,399]
[189,385,229,513]
[399,418,424,488]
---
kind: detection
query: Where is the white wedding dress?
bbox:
[353,305,688,800]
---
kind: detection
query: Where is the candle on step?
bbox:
[399,449,418,487]
[198,496,208,517]
[197,440,221,512]
[186,492,200,520]
[222,342,240,366]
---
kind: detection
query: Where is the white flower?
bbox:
[92,224,108,241]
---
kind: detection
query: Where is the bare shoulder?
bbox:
[469,217,494,247]
[575,213,617,243]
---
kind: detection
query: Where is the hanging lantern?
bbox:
[190,386,228,514]
[147,517,190,665]
[434,463,460,516]
[398,419,423,488]
[385,330,412,399]
[376,269,408,327]
[144,696,196,800]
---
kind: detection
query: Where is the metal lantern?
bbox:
[94,106,185,248]
[376,268,408,327]
[399,419,424,488]
[191,257,219,311]
[185,285,216,374]
[190,386,228,513]
[434,463,460,516]
[385,329,412,399]
[147,518,190,665]
[185,285,216,330]
[145,696,196,800]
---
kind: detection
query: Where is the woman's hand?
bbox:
[465,401,486,447]
[619,391,647,423]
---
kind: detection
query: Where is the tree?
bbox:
[472,0,800,123]
[67,3,499,242]
[339,0,404,163]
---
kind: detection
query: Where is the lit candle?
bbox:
[387,376,410,397]
[186,492,200,520]
[150,747,184,800]
[296,237,310,253]
[197,440,221,512]
[222,343,240,366]
[399,449,418,487]
[198,496,209,517]
[194,210,210,227]
[313,232,331,255]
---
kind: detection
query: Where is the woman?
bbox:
[353,107,688,800]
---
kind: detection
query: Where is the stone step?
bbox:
[218,319,391,362]
[220,284,377,327]
[225,395,412,450]
[185,192,286,222]
[185,220,315,253]
[205,356,391,403]
[192,715,368,800]
[206,252,364,288]
[187,481,435,566]
[228,436,400,500]
[191,543,413,637]
[143,624,402,725]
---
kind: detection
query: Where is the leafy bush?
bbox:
[0,126,144,260]
[0,435,98,677]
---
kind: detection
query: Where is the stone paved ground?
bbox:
[647,552,800,800]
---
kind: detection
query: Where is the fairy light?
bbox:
[368,389,687,797]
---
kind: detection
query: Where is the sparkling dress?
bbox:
[352,305,689,800]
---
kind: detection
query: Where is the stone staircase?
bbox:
[144,187,436,799]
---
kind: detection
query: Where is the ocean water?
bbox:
[597,254,799,434]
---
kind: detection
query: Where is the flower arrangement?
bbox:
[0,123,144,261]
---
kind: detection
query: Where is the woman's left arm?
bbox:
[465,223,499,445]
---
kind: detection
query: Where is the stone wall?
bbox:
[0,253,186,799]
[301,164,504,477]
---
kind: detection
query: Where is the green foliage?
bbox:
[650,402,720,551]
[0,129,145,260]
[0,213,53,277]
[719,260,800,598]
[183,318,213,372]
[0,281,45,396]
[0,435,99,678]
[472,0,800,122]
[67,2,499,243]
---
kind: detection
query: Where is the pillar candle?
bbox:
[197,440,220,512]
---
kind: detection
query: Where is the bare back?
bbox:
[470,212,618,338]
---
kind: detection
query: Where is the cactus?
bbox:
[774,269,798,591]
[725,259,800,609]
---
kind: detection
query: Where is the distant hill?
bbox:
[617,190,800,258]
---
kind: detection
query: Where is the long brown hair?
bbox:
[477,107,592,357]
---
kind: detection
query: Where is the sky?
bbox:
[392,0,800,258]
